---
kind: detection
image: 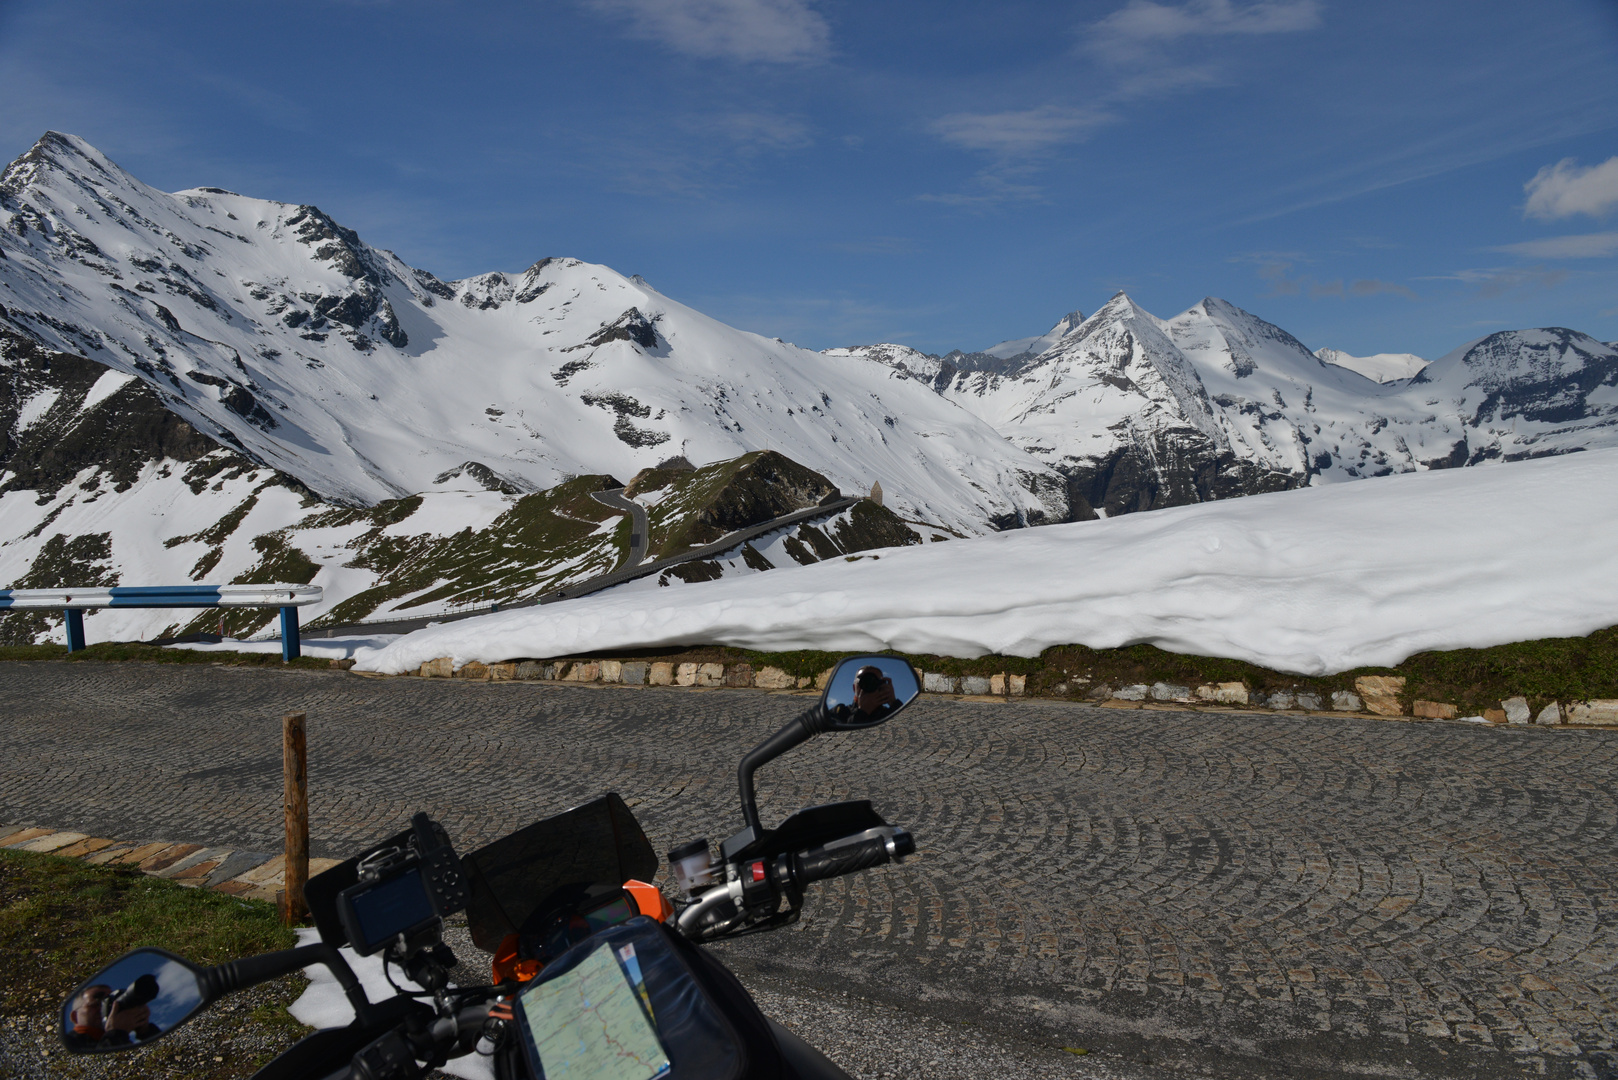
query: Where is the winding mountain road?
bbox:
[590,487,650,568]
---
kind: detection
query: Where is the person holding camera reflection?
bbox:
[846,665,897,721]
[66,977,161,1049]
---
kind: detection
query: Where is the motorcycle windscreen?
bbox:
[462,793,658,952]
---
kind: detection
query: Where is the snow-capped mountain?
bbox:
[0,132,1064,535]
[1314,347,1429,384]
[840,294,1618,517]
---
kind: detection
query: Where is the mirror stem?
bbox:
[205,943,375,1023]
[738,703,827,835]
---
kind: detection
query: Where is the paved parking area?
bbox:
[3,661,1617,1079]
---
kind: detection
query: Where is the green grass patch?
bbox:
[0,848,308,1077]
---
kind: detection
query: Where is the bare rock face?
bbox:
[1354,675,1407,716]
[0,329,223,498]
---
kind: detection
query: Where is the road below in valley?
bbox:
[3,662,1616,1079]
[590,486,650,568]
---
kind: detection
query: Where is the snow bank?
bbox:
[354,451,1618,677]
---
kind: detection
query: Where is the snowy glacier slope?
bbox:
[1314,347,1429,384]
[0,133,1063,534]
[354,449,1618,677]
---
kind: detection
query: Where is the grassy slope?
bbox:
[305,474,628,627]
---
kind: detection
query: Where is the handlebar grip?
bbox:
[792,837,894,884]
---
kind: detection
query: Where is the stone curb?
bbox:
[0,824,339,902]
[388,658,1618,729]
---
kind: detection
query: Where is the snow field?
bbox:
[355,450,1618,677]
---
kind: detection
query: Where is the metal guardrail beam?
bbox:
[0,584,322,661]
[0,585,322,609]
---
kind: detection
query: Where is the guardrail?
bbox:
[0,585,323,661]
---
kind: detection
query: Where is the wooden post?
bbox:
[282,711,309,925]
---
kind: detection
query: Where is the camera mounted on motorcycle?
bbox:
[336,812,472,958]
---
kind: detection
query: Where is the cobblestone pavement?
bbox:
[4,662,1618,1079]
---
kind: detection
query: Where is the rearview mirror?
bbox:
[821,655,921,730]
[61,948,207,1053]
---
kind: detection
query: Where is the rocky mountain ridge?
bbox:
[0,132,1063,535]
[836,294,1618,516]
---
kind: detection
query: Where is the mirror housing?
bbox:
[63,940,375,1054]
[61,948,207,1053]
[820,655,921,729]
[731,654,921,844]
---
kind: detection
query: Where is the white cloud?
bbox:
[930,106,1113,157]
[1085,0,1322,58]
[1524,156,1618,220]
[1493,232,1618,259]
[581,0,830,63]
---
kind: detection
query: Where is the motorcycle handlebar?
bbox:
[787,828,915,887]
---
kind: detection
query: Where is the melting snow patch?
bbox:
[81,368,136,412]
[289,929,493,1080]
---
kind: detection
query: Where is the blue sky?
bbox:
[2,0,1616,357]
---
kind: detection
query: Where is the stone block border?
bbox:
[393,656,1618,728]
[0,822,338,903]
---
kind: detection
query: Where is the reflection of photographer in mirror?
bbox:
[67,976,161,1048]
[847,665,897,721]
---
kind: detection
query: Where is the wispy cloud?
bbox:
[1349,278,1419,299]
[930,106,1114,157]
[1246,256,1418,300]
[1492,231,1618,259]
[916,174,1046,207]
[1524,156,1618,220]
[922,1,1321,205]
[1085,0,1322,61]
[581,0,830,64]
[1422,266,1570,299]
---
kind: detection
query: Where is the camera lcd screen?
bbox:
[344,867,435,954]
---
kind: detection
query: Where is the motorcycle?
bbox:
[59,654,921,1080]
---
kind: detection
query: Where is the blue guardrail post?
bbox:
[280,606,301,662]
[64,609,86,653]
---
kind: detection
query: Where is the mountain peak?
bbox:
[2,132,131,197]
[1090,290,1159,325]
[1047,310,1085,337]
